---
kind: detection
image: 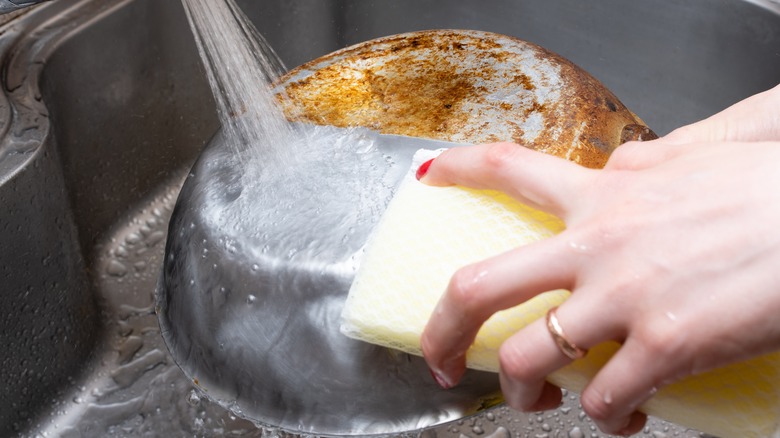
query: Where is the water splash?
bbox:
[179,0,393,263]
[180,0,296,163]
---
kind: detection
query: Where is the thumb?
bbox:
[663,83,780,144]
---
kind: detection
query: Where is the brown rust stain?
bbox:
[511,73,536,91]
[279,32,485,139]
[281,56,476,137]
[277,30,652,170]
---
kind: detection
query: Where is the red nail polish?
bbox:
[416,158,434,181]
[429,368,453,389]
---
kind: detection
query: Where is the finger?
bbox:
[498,290,625,413]
[580,336,670,435]
[663,83,780,144]
[501,372,563,412]
[421,234,578,388]
[498,318,570,411]
[418,142,594,218]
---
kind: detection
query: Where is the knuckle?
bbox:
[580,387,616,422]
[498,342,537,385]
[630,320,691,384]
[446,264,489,316]
[635,320,683,358]
[482,142,521,174]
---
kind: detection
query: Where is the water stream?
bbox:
[180,0,294,162]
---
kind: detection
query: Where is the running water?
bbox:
[180,0,296,163]
[178,0,393,257]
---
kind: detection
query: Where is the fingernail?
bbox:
[429,368,454,389]
[416,158,434,181]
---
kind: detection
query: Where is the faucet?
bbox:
[0,0,49,13]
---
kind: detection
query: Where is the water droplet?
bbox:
[115,246,129,258]
[485,427,510,438]
[568,426,584,438]
[186,389,201,407]
[125,232,142,245]
[246,295,256,304]
[107,260,128,277]
[568,240,590,253]
[145,230,166,247]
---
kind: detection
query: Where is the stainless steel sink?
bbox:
[2,0,779,436]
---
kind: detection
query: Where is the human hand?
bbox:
[419,84,780,435]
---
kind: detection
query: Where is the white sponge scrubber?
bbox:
[341,148,568,369]
[341,149,780,438]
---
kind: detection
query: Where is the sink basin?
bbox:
[1,0,778,436]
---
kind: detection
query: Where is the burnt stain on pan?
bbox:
[276,30,655,169]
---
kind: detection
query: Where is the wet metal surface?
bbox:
[1,1,779,437]
[159,126,501,436]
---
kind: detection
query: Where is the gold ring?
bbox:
[546,306,587,360]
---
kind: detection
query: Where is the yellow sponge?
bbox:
[341,149,780,438]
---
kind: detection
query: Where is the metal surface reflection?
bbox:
[158,125,499,436]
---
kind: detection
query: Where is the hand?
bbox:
[420,83,780,435]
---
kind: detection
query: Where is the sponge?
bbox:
[341,148,780,438]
